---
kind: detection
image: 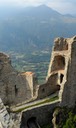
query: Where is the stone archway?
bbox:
[27,117,40,128]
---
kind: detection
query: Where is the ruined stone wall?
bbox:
[0,53,38,105]
[20,36,76,128]
[60,36,76,106]
[37,73,59,99]
[0,36,76,107]
[37,36,76,107]
[37,37,68,100]
[21,101,59,128]
[69,39,76,105]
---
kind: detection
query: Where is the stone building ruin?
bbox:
[0,36,76,127]
[0,53,38,105]
[47,36,76,106]
[0,36,76,107]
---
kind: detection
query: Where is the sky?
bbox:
[0,0,76,14]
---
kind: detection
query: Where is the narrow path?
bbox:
[11,91,59,112]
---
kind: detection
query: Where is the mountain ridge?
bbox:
[0,5,76,53]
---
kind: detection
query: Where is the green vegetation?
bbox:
[63,112,76,128]
[10,51,50,84]
[0,5,76,84]
[54,106,76,128]
[41,106,76,128]
[13,96,58,112]
[0,5,76,56]
[42,124,52,128]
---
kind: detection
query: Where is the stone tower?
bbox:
[47,36,76,107]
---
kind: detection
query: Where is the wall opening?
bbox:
[60,74,64,83]
[15,85,18,95]
[0,60,2,63]
[51,55,65,72]
[56,85,60,91]
[42,88,45,93]
[27,117,38,128]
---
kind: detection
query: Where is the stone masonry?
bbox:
[20,36,76,127]
[0,36,76,107]
[0,53,38,105]
[47,36,76,106]
[0,36,76,127]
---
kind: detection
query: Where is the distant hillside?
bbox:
[0,5,76,53]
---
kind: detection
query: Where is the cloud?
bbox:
[0,0,48,6]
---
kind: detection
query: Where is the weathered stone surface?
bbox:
[47,36,76,107]
[1,36,76,127]
[21,101,59,128]
[0,98,15,128]
[0,53,38,105]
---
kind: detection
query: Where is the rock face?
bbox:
[0,98,15,128]
[0,53,38,105]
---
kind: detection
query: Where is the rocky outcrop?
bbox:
[0,98,15,128]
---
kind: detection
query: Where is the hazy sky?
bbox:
[0,0,76,14]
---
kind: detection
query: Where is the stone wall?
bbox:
[0,36,76,108]
[60,36,76,106]
[37,37,68,100]
[37,73,59,99]
[37,36,76,107]
[21,101,59,127]
[0,53,38,105]
[15,36,76,128]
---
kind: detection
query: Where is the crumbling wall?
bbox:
[0,53,38,105]
[37,37,68,99]
[60,36,76,106]
[21,101,59,128]
[37,73,60,99]
[37,36,76,105]
[0,36,76,107]
[54,37,68,51]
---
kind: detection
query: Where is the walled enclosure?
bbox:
[21,36,76,127]
[0,36,76,106]
[0,36,76,127]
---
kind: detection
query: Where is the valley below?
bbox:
[8,50,51,84]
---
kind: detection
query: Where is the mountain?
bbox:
[0,5,76,53]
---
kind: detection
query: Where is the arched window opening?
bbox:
[42,88,45,93]
[27,117,37,128]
